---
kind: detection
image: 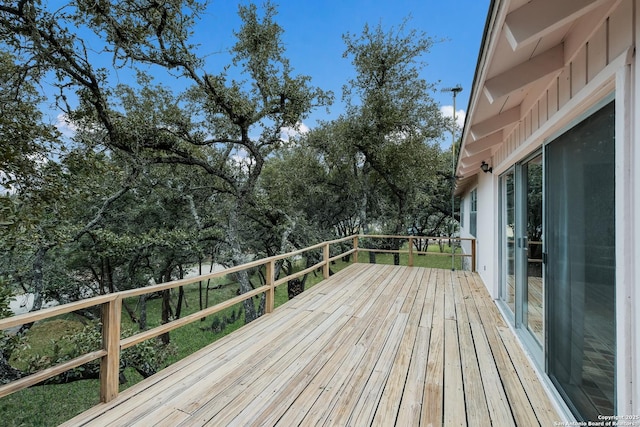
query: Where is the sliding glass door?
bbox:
[499,153,543,351]
[522,155,543,346]
[546,101,616,420]
[499,170,516,318]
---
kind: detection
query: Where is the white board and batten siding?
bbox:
[493,0,634,169]
[474,0,639,418]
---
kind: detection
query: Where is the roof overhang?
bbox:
[456,0,619,186]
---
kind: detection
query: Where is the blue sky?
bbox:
[53,0,490,140]
[194,0,489,128]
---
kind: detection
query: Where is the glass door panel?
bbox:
[500,170,516,316]
[501,157,543,350]
[524,155,543,345]
[546,101,615,420]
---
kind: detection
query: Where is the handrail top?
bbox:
[361,234,476,241]
[0,233,474,330]
[0,234,357,330]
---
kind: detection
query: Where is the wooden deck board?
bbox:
[62,264,560,427]
[395,268,433,425]
[319,267,416,426]
[350,268,423,425]
[454,271,491,426]
[274,268,411,427]
[422,268,445,426]
[371,268,427,425]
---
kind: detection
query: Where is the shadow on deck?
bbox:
[63,263,560,426]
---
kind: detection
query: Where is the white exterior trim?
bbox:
[615,59,636,416]
[457,0,639,419]
[621,1,639,413]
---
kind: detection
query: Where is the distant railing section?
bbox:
[355,234,476,271]
[506,238,543,264]
[0,234,475,404]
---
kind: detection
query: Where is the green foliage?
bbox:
[0,51,60,192]
[259,144,354,242]
[342,19,440,130]
[274,19,452,240]
[10,320,172,382]
[0,277,12,320]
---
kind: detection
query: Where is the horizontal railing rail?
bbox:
[356,234,476,270]
[0,234,474,405]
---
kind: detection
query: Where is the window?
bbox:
[469,189,477,237]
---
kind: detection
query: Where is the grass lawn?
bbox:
[360,241,465,270]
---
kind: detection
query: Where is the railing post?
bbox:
[408,237,414,267]
[353,236,359,264]
[100,296,122,403]
[323,243,330,279]
[471,239,477,272]
[266,260,275,313]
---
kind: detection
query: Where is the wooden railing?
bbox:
[357,235,476,271]
[506,238,543,264]
[0,234,475,403]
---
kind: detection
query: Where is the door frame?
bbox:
[498,150,544,365]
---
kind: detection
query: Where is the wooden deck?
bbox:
[63,264,560,426]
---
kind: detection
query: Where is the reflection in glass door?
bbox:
[500,170,516,317]
[500,154,543,355]
[546,101,615,420]
[523,155,543,345]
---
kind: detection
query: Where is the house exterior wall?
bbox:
[474,171,497,295]
[457,184,472,271]
[459,0,639,417]
[457,190,472,271]
[457,172,495,285]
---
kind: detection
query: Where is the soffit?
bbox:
[456,0,615,184]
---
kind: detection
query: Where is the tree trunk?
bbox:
[257,293,266,317]
[18,245,50,334]
[235,269,258,323]
[105,257,114,294]
[31,246,48,313]
[198,259,203,312]
[202,257,217,321]
[122,300,138,324]
[175,286,185,319]
[358,165,369,235]
[287,278,305,299]
[98,258,107,294]
[203,281,211,321]
[138,294,147,330]
[175,266,185,319]
[157,262,174,343]
[0,354,22,385]
[227,203,258,324]
[160,289,172,344]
